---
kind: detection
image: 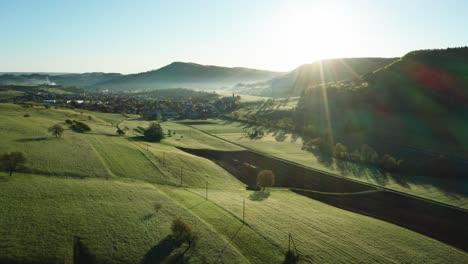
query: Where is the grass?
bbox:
[188,119,468,209]
[191,188,468,263]
[0,103,467,263]
[0,174,247,264]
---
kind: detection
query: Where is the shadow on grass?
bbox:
[215,225,243,263]
[127,136,147,142]
[15,137,47,142]
[142,236,179,264]
[74,237,96,264]
[140,213,155,221]
[249,190,270,201]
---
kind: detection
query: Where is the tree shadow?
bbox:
[275,132,287,142]
[141,236,179,264]
[15,137,47,142]
[74,237,96,264]
[249,190,271,201]
[140,213,155,221]
[127,136,146,142]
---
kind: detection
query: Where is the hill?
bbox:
[233,57,397,97]
[0,72,122,88]
[93,62,285,91]
[1,103,467,263]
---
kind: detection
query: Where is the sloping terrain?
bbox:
[0,104,467,263]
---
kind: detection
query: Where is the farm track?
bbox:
[179,124,468,252]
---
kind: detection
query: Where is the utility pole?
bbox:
[242,199,245,225]
[180,167,184,187]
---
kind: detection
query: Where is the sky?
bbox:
[1,0,467,73]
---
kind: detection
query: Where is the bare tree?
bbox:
[48,124,64,138]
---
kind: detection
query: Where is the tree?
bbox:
[380,154,402,172]
[171,218,197,248]
[116,128,125,136]
[1,152,26,176]
[333,143,348,159]
[359,144,378,164]
[257,170,275,191]
[48,124,64,138]
[144,122,165,142]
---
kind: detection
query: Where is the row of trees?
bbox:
[332,143,402,171]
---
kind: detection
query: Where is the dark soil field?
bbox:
[179,147,468,251]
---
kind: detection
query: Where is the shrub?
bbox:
[65,119,73,124]
[23,113,30,117]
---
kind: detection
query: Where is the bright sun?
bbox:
[270,1,360,69]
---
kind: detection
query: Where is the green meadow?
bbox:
[0,104,467,263]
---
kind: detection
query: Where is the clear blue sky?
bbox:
[1,0,467,73]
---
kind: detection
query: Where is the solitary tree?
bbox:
[1,152,26,176]
[116,128,125,136]
[171,218,197,249]
[257,170,275,191]
[48,124,64,138]
[144,122,165,142]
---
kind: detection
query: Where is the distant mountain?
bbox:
[0,74,51,86]
[49,73,122,87]
[93,62,285,91]
[0,72,122,87]
[234,58,398,97]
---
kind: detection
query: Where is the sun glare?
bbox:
[273,2,359,69]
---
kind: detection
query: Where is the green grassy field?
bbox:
[188,119,468,209]
[0,103,467,263]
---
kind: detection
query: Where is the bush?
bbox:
[65,119,73,124]
[23,113,30,117]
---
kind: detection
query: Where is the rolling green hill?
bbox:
[0,103,467,263]
[232,57,397,97]
[94,62,285,91]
